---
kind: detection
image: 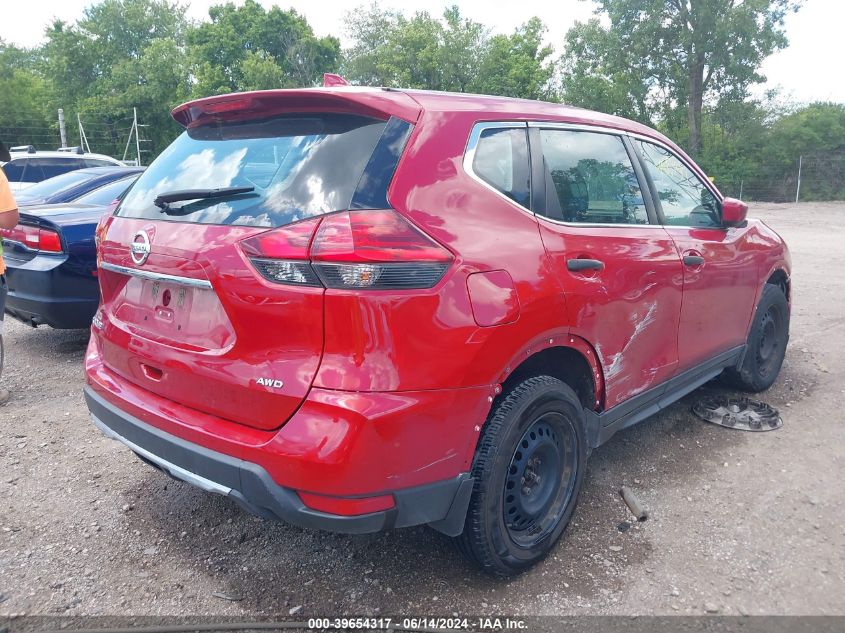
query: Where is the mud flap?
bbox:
[427,476,475,537]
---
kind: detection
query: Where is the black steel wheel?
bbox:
[723,283,789,392]
[503,415,578,547]
[454,375,586,577]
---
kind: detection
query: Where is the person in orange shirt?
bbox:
[0,140,21,404]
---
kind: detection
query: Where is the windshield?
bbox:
[117,113,389,228]
[76,176,138,206]
[14,169,94,202]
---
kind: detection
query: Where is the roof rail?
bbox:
[10,145,36,154]
[57,146,85,154]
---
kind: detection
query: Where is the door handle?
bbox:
[567,258,604,272]
[683,255,705,266]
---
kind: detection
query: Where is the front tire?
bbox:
[724,283,789,392]
[455,376,587,576]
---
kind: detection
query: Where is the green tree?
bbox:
[470,18,555,100]
[43,0,186,104]
[39,0,190,159]
[0,41,54,147]
[239,51,286,91]
[764,103,845,200]
[341,2,404,85]
[84,36,190,157]
[560,19,653,123]
[188,0,340,95]
[562,0,800,156]
[342,4,486,91]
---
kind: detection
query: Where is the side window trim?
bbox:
[528,123,660,228]
[627,134,725,229]
[624,135,664,224]
[464,121,532,212]
[620,135,659,225]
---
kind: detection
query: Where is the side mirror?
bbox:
[721,197,748,227]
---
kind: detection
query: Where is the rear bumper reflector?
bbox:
[297,491,395,516]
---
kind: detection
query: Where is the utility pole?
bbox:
[121,118,135,164]
[795,155,803,203]
[134,107,141,167]
[739,179,743,200]
[58,109,67,148]
[77,113,91,153]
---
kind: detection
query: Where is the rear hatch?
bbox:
[96,93,418,431]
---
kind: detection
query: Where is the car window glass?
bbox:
[14,169,95,201]
[538,129,648,225]
[636,141,720,227]
[471,127,531,209]
[118,113,390,227]
[85,159,115,168]
[29,158,86,181]
[1,159,26,182]
[23,159,46,183]
[77,177,137,206]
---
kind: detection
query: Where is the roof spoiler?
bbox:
[171,87,421,128]
[323,73,349,87]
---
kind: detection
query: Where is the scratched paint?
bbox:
[596,301,660,397]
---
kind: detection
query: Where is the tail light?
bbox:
[240,217,322,287]
[240,210,452,290]
[0,225,63,253]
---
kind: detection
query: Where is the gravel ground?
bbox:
[0,202,843,617]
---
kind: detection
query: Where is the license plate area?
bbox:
[109,275,235,351]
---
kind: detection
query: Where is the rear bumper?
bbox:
[4,255,98,328]
[85,386,474,534]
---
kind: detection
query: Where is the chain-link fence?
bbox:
[711,155,845,202]
[0,112,142,163]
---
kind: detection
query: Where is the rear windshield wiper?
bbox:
[153,186,255,211]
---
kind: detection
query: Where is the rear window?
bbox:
[13,169,96,202]
[117,113,411,227]
[29,157,87,181]
[77,176,138,206]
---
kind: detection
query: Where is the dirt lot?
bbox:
[0,202,843,618]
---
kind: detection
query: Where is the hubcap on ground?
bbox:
[503,413,578,547]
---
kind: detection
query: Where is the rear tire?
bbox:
[454,376,587,577]
[723,284,789,392]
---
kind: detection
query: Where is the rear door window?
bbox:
[537,129,648,225]
[470,126,531,209]
[118,113,410,227]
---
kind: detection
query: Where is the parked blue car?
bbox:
[1,175,140,329]
[12,166,143,207]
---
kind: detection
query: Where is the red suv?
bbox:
[85,88,790,576]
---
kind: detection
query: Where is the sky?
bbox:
[0,0,842,104]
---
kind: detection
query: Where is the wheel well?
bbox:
[766,269,790,302]
[501,347,597,411]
